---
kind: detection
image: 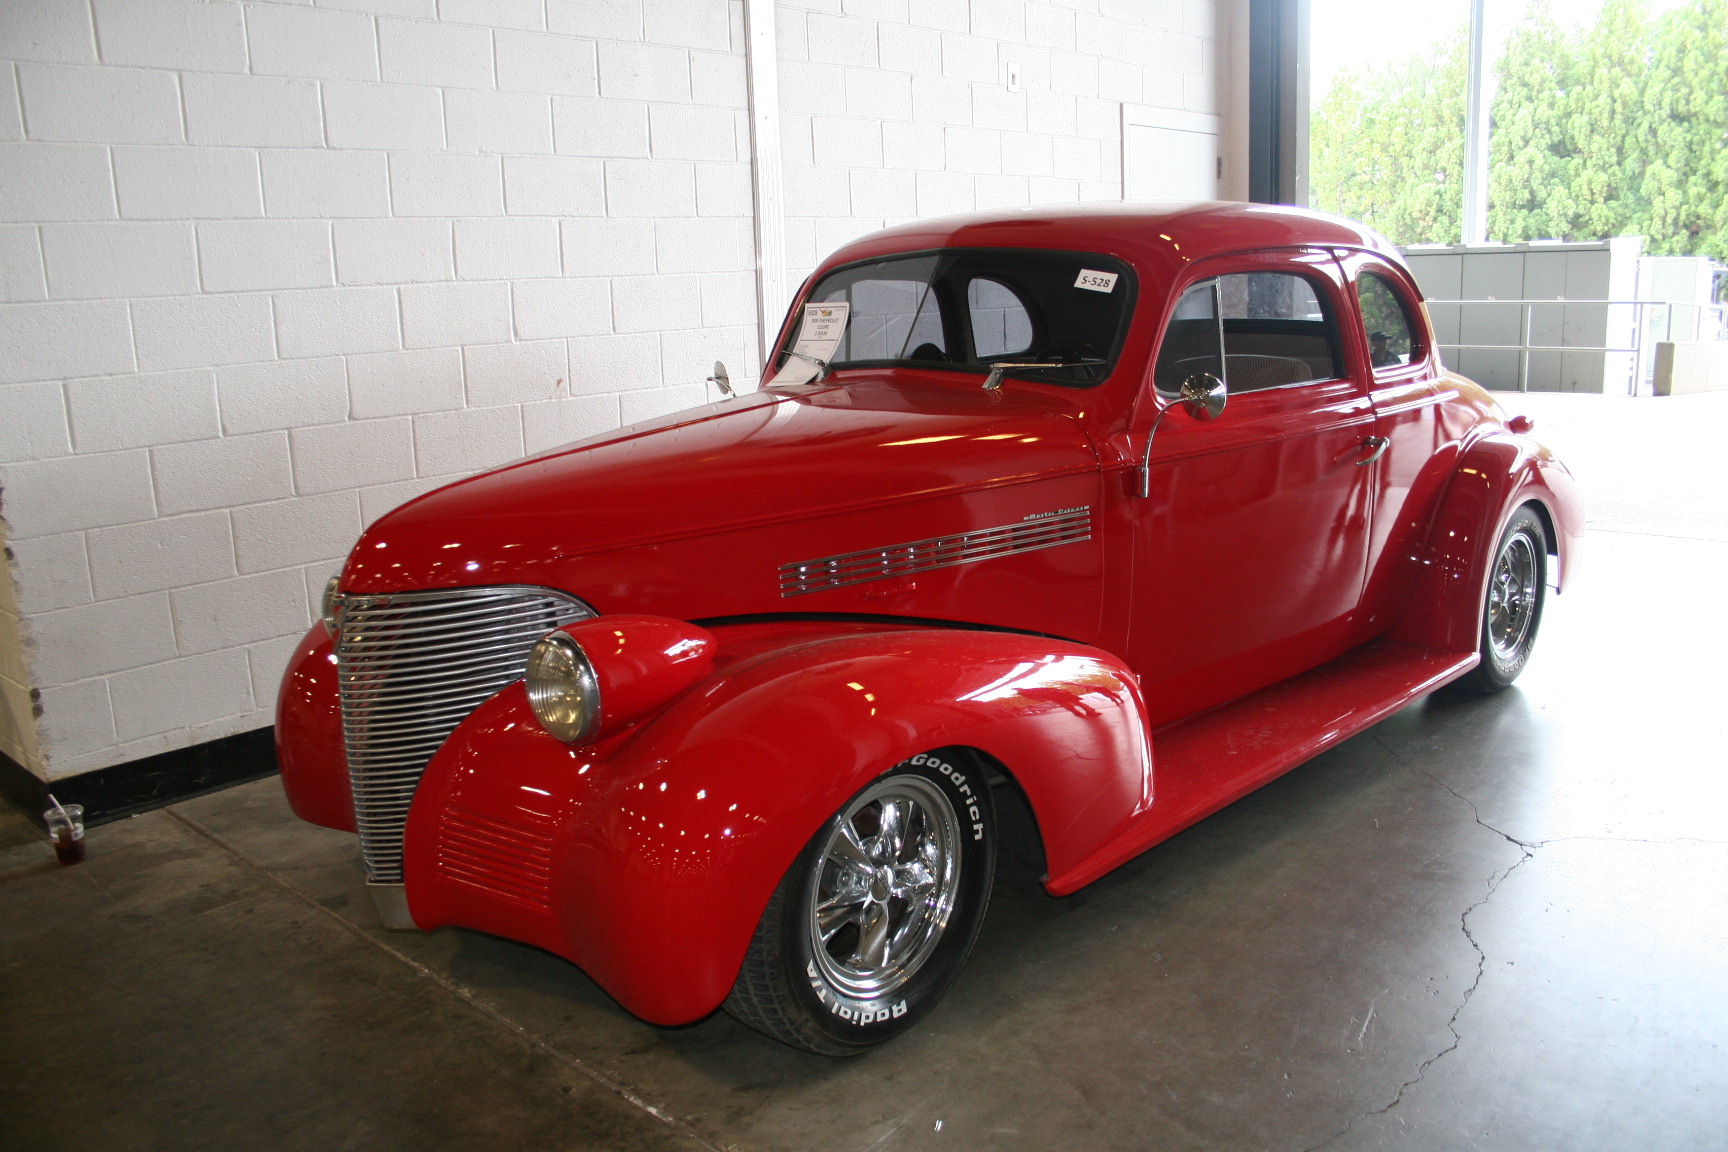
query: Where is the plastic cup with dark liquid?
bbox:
[44,803,85,865]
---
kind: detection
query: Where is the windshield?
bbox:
[781,248,1137,389]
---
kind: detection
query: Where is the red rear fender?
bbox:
[1393,434,1583,652]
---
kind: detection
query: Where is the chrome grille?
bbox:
[779,506,1093,597]
[335,585,594,884]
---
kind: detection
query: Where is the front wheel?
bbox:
[1456,505,1548,693]
[724,752,996,1055]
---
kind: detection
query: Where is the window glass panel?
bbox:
[968,278,1034,357]
[817,257,942,362]
[1220,272,1326,321]
[794,248,1135,388]
[1356,272,1417,369]
[904,290,946,358]
[1154,282,1224,395]
[1216,272,1341,390]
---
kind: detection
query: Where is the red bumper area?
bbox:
[276,624,355,833]
[275,620,765,1024]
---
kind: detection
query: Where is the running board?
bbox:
[1044,641,1479,895]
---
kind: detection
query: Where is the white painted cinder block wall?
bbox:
[0,0,1224,784]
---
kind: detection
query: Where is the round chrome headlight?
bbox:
[321,575,343,633]
[526,631,600,744]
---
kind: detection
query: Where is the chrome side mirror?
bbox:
[707,360,734,397]
[1134,372,1229,499]
[1178,373,1226,420]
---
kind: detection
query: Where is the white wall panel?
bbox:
[18,64,184,144]
[41,222,197,299]
[90,0,248,73]
[215,358,349,436]
[399,282,515,349]
[66,369,221,453]
[333,219,456,286]
[347,348,468,419]
[0,0,100,66]
[181,74,324,149]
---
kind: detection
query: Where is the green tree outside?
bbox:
[1311,0,1728,260]
[1638,0,1728,257]
[1309,27,1468,246]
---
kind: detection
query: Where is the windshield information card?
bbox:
[770,301,851,385]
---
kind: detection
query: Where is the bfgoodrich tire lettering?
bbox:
[724,751,996,1055]
[1456,505,1548,693]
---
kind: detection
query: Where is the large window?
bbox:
[1308,0,1726,260]
[1307,0,1472,245]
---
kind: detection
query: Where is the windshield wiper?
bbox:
[980,357,1107,391]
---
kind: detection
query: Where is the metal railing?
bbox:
[1426,298,1728,394]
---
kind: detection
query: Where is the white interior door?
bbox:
[1122,106,1222,202]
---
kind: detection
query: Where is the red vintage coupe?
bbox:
[278,203,1581,1054]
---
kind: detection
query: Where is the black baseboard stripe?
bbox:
[0,727,278,829]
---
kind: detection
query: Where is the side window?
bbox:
[1215,272,1342,391]
[968,278,1033,358]
[1153,281,1224,396]
[1356,272,1418,370]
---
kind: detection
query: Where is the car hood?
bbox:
[342,377,1102,594]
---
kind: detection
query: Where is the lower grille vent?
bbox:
[436,804,555,908]
[335,585,594,884]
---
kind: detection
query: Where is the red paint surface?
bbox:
[402,622,1151,1023]
[551,615,717,738]
[275,625,353,833]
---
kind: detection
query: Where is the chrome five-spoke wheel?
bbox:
[809,775,961,1001]
[725,752,996,1055]
[1485,527,1539,663]
[1459,505,1548,693]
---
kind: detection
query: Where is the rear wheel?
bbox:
[1456,505,1548,693]
[725,752,995,1055]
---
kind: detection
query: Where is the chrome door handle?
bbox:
[1355,436,1390,466]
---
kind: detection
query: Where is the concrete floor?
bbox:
[4,391,1726,1151]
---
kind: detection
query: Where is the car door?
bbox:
[1333,251,1452,633]
[1126,249,1382,728]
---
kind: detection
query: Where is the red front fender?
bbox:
[401,622,1152,1026]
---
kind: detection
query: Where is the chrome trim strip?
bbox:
[778,507,1093,596]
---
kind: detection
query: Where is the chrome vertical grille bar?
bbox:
[334,585,595,884]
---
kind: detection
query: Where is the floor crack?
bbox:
[1370,731,1536,851]
[1298,735,1542,1151]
